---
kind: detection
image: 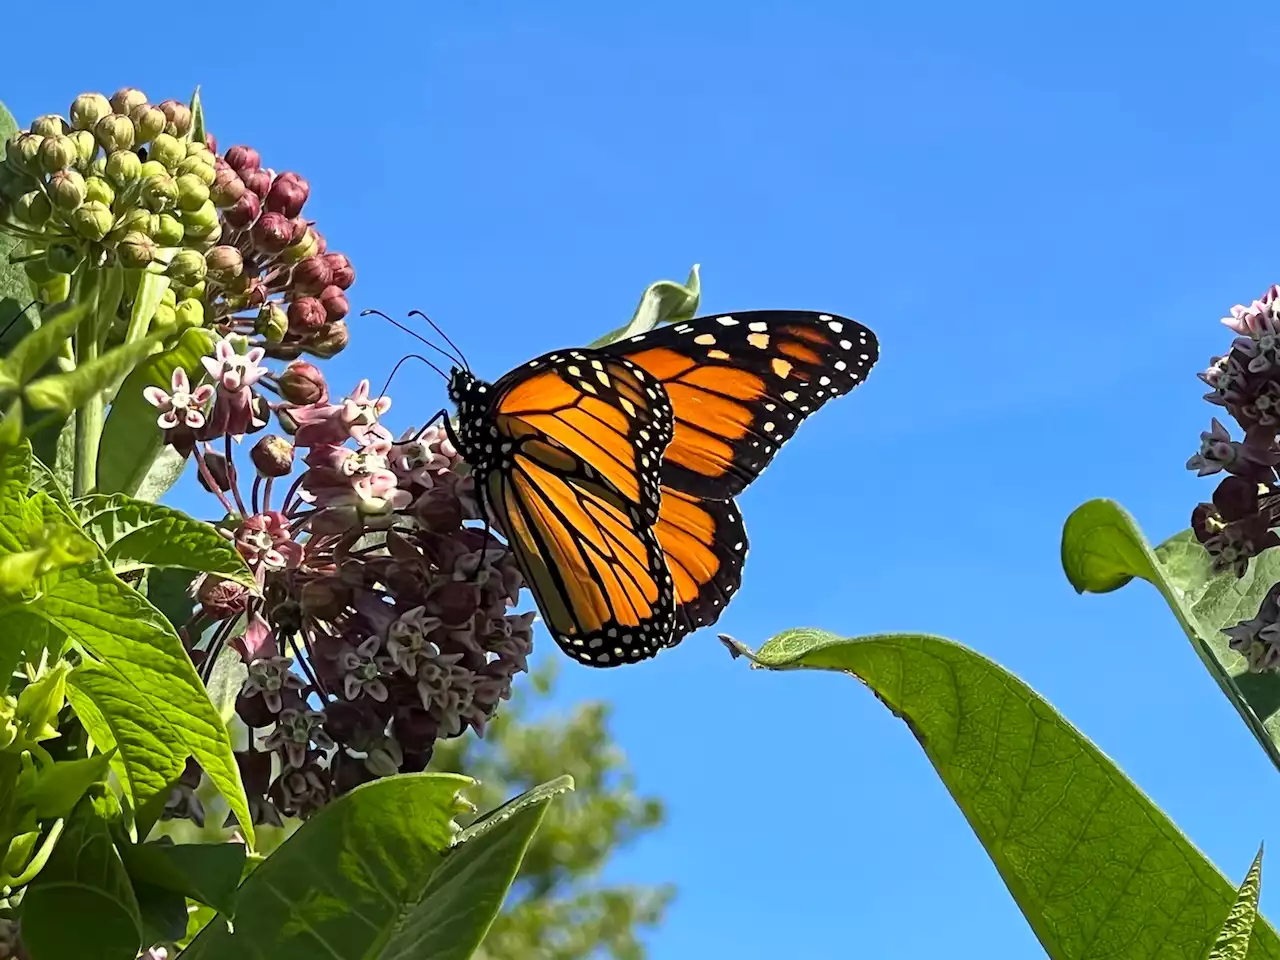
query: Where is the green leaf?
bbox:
[1061,499,1280,772]
[742,629,1280,959]
[142,566,197,630]
[97,326,212,496]
[24,331,165,416]
[1210,845,1265,960]
[0,438,31,551]
[72,493,254,588]
[16,753,113,820]
[134,445,188,503]
[29,451,72,514]
[189,86,206,146]
[183,773,563,959]
[16,495,253,846]
[134,879,189,944]
[0,299,91,392]
[120,840,245,917]
[123,271,169,346]
[588,264,701,347]
[20,792,143,960]
[0,103,32,307]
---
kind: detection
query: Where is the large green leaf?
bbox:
[1061,499,1280,772]
[97,326,213,496]
[183,773,569,959]
[588,264,701,347]
[72,493,254,588]
[0,299,92,395]
[119,839,246,918]
[24,331,166,416]
[19,791,143,960]
[738,629,1280,959]
[1210,845,1265,960]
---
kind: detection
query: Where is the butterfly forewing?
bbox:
[602,311,879,500]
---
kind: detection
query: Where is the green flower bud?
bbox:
[129,104,165,144]
[48,169,87,211]
[175,173,210,212]
[46,242,84,274]
[140,173,178,212]
[16,661,70,742]
[205,245,244,282]
[185,139,212,159]
[106,149,142,187]
[176,154,215,185]
[305,320,349,358]
[85,155,107,179]
[150,133,184,170]
[84,175,114,206]
[167,248,207,285]
[175,299,204,329]
[36,274,70,305]
[152,212,184,246]
[7,133,44,177]
[152,302,177,329]
[116,231,156,267]
[180,197,218,229]
[0,699,16,751]
[93,114,135,153]
[24,257,59,284]
[139,159,167,179]
[72,200,113,241]
[30,114,67,138]
[185,220,222,245]
[280,228,319,264]
[70,93,111,131]
[67,129,97,167]
[109,88,148,115]
[15,190,52,227]
[113,207,150,235]
[184,280,207,301]
[160,286,177,307]
[257,301,288,342]
[38,134,77,174]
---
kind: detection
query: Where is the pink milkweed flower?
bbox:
[143,367,213,430]
[202,337,268,391]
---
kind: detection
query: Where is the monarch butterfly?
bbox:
[429,309,879,668]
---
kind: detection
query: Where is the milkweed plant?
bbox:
[0,84,1275,960]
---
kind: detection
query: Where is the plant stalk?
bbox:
[70,268,102,497]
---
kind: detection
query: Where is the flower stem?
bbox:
[71,268,103,497]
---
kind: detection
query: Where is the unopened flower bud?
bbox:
[70,93,111,131]
[84,155,106,179]
[152,303,176,330]
[105,149,142,186]
[251,435,295,477]
[198,451,232,493]
[139,159,168,179]
[184,280,207,301]
[117,231,156,268]
[279,228,318,264]
[149,132,184,170]
[253,301,287,342]
[305,320,349,358]
[157,100,192,137]
[244,169,271,198]
[110,88,147,114]
[140,173,178,212]
[252,212,294,254]
[152,212,184,246]
[167,249,207,285]
[8,133,44,177]
[176,154,215,186]
[205,245,244,281]
[223,191,260,228]
[72,200,113,241]
[161,286,177,308]
[93,114,135,153]
[48,169,87,211]
[30,115,65,138]
[37,134,76,174]
[15,190,52,227]
[175,173,210,212]
[319,285,350,322]
[323,253,355,289]
[175,299,204,329]
[265,174,308,218]
[291,256,332,295]
[84,175,114,206]
[45,242,83,274]
[210,164,246,207]
[24,257,58,285]
[223,145,261,176]
[300,577,349,620]
[67,129,96,167]
[129,104,166,144]
[287,297,327,332]
[277,360,327,404]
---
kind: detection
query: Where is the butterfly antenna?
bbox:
[408,310,470,373]
[361,309,466,371]
[375,353,449,407]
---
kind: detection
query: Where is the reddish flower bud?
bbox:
[319,285,350,322]
[245,169,271,198]
[223,191,260,228]
[206,133,218,154]
[291,256,332,296]
[313,231,328,255]
[277,360,328,405]
[197,574,249,619]
[157,100,192,137]
[251,435,295,477]
[305,320,349,358]
[288,297,327,332]
[210,163,246,206]
[223,145,261,176]
[245,278,269,307]
[300,577,350,620]
[323,253,355,289]
[265,175,308,218]
[205,245,245,282]
[252,212,294,254]
[198,451,233,493]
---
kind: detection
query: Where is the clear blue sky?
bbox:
[7,3,1280,955]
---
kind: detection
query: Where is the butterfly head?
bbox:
[446,366,475,405]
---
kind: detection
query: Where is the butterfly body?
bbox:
[444,311,879,667]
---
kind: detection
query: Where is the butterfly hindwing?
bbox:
[654,487,748,641]
[602,310,879,500]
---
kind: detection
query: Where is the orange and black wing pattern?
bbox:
[601,311,879,500]
[653,487,748,641]
[457,351,677,666]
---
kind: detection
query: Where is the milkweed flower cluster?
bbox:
[0,89,353,359]
[1191,284,1280,670]
[151,338,533,823]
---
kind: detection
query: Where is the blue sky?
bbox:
[8,2,1280,956]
